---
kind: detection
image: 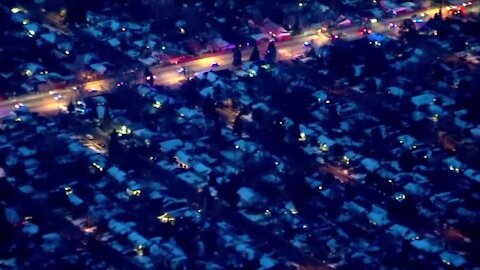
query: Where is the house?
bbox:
[174,150,193,169]
[367,205,389,226]
[159,139,183,153]
[317,135,336,152]
[440,251,466,268]
[260,19,291,41]
[361,158,380,172]
[237,187,264,207]
[107,166,127,183]
[177,171,205,189]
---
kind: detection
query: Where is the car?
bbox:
[14,102,25,109]
[48,90,57,95]
[359,28,372,35]
[330,33,345,40]
[117,81,126,87]
[54,94,63,101]
[388,23,398,29]
[85,134,94,140]
[211,61,220,70]
[177,67,186,74]
[448,5,464,15]
[411,15,423,23]
[87,88,98,93]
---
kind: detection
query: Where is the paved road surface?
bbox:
[0,5,478,117]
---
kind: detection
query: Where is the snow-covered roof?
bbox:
[83,27,103,38]
[312,90,327,101]
[200,86,215,97]
[109,219,134,235]
[133,128,155,139]
[464,169,480,184]
[367,205,389,226]
[139,57,157,66]
[411,93,435,107]
[90,63,107,74]
[260,255,278,269]
[361,158,380,172]
[41,233,61,253]
[68,194,84,206]
[160,139,183,152]
[107,37,120,47]
[22,222,39,236]
[206,72,218,82]
[192,163,211,176]
[178,107,199,119]
[234,139,257,153]
[317,135,335,147]
[237,187,262,204]
[387,86,404,97]
[470,127,480,138]
[387,224,418,240]
[411,238,442,253]
[40,32,56,44]
[128,231,148,246]
[440,251,467,267]
[107,166,127,183]
[177,172,205,188]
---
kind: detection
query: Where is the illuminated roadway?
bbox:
[0,5,478,117]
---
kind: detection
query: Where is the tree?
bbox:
[102,106,112,129]
[399,19,419,43]
[65,0,88,25]
[202,95,217,119]
[327,39,354,79]
[232,46,242,66]
[399,151,416,171]
[67,101,75,114]
[0,203,12,244]
[306,47,317,58]
[233,115,243,136]
[108,131,121,159]
[264,41,277,62]
[181,80,201,106]
[250,45,260,62]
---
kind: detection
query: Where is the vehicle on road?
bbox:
[54,94,63,101]
[359,28,372,35]
[14,102,25,109]
[449,0,473,7]
[389,23,398,29]
[448,5,464,15]
[177,67,186,74]
[211,61,220,70]
[330,33,345,40]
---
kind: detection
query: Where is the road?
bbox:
[0,5,478,117]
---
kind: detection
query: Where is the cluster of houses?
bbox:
[1,0,480,269]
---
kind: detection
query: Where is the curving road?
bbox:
[0,5,478,117]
